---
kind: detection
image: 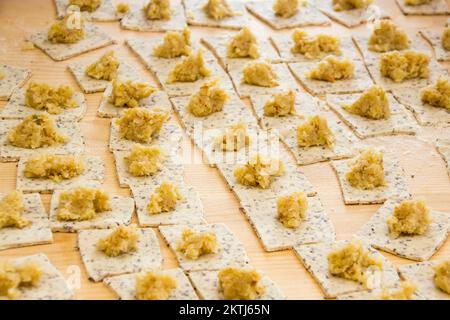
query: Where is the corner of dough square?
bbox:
[395,0,450,16]
[0,64,31,101]
[436,139,450,178]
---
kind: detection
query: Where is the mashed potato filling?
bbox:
[405,0,432,5]
[368,19,410,53]
[264,89,296,117]
[203,0,235,20]
[277,192,308,228]
[346,149,385,190]
[420,77,450,110]
[0,191,30,230]
[145,0,171,20]
[218,267,265,300]
[443,27,450,51]
[116,3,130,13]
[297,115,335,148]
[387,200,431,239]
[227,27,259,59]
[234,154,285,189]
[0,262,42,300]
[116,108,169,143]
[187,80,229,117]
[177,229,219,260]
[147,182,183,214]
[97,225,139,257]
[85,51,120,81]
[135,271,177,300]
[309,56,354,82]
[273,0,299,18]
[344,85,390,120]
[243,61,278,87]
[167,50,211,83]
[25,82,77,115]
[291,29,341,59]
[214,122,250,151]
[380,282,416,300]
[57,187,111,221]
[434,261,450,294]
[24,154,85,182]
[48,12,85,44]
[125,144,165,177]
[380,50,429,83]
[153,28,191,58]
[109,80,156,108]
[69,0,101,12]
[0,72,5,81]
[332,0,373,11]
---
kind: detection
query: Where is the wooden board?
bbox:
[0,0,449,300]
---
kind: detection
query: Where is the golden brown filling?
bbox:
[203,0,235,20]
[433,260,450,295]
[443,27,450,51]
[24,154,85,182]
[85,51,120,81]
[97,224,139,257]
[264,89,296,117]
[0,71,5,81]
[69,0,101,12]
[167,50,211,83]
[25,82,77,115]
[404,0,432,5]
[368,19,410,53]
[0,191,30,230]
[291,29,341,59]
[273,0,299,18]
[380,282,416,300]
[387,200,431,239]
[343,85,391,120]
[234,154,285,189]
[346,148,385,190]
[309,55,354,82]
[187,80,229,117]
[218,267,265,300]
[242,61,278,87]
[420,77,450,110]
[116,3,130,13]
[135,271,177,300]
[380,50,429,83]
[145,0,171,20]
[227,27,259,59]
[332,0,373,11]
[297,115,335,148]
[153,28,191,59]
[124,144,165,177]
[214,122,250,151]
[177,229,219,260]
[48,12,85,44]
[57,187,111,221]
[0,262,42,300]
[147,182,183,215]
[277,192,308,228]
[109,80,156,108]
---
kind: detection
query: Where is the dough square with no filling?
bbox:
[246,0,330,30]
[420,30,450,61]
[293,240,400,298]
[158,223,250,272]
[54,0,120,21]
[0,65,31,101]
[337,282,424,300]
[398,261,450,300]
[188,269,286,300]
[355,197,450,261]
[436,139,450,178]
[16,155,105,194]
[395,0,450,15]
[120,0,187,32]
[289,58,373,95]
[0,254,74,300]
[0,88,87,121]
[0,120,85,162]
[185,0,249,30]
[326,92,418,139]
[104,268,199,300]
[0,193,53,251]
[78,227,163,282]
[331,154,410,205]
[131,183,206,227]
[241,194,335,252]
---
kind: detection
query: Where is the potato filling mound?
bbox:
[135,271,177,300]
[297,115,335,148]
[85,51,120,81]
[327,241,383,288]
[24,154,85,182]
[368,19,410,53]
[203,0,235,20]
[433,260,450,294]
[116,108,169,143]
[125,144,165,177]
[7,114,67,149]
[243,61,278,87]
[443,27,450,51]
[264,89,296,117]
[25,82,77,115]
[116,3,130,13]
[387,200,431,239]
[405,0,432,5]
[48,12,85,44]
[109,80,156,108]
[153,28,191,59]
[234,154,285,189]
[346,148,385,190]
[380,50,429,83]
[57,187,111,222]
[69,0,101,12]
[218,267,265,300]
[187,80,229,117]
[343,85,391,120]
[0,191,29,230]
[145,0,171,20]
[147,182,183,215]
[332,0,373,11]
[277,192,308,228]
[0,71,5,81]
[380,282,416,300]
[227,27,259,59]
[273,0,299,18]
[177,229,219,260]
[309,55,354,82]
[97,224,139,257]
[0,262,42,300]
[291,29,341,60]
[214,122,250,151]
[167,50,211,83]
[420,77,450,110]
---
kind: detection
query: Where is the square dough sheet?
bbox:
[395,0,450,15]
[131,183,206,227]
[54,0,120,21]
[246,0,330,30]
[326,92,418,139]
[29,24,115,61]
[337,283,424,300]
[17,155,105,194]
[420,30,450,61]
[78,227,163,282]
[436,139,450,178]
[188,269,286,300]
[104,268,199,300]
[0,64,31,101]
[0,120,85,162]
[241,194,336,252]
[0,193,53,251]
[355,197,450,261]
[158,223,250,272]
[293,240,400,298]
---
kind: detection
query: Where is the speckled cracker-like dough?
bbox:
[436,139,450,178]
[289,58,373,95]
[104,268,199,300]
[355,197,450,261]
[337,283,424,300]
[0,88,87,121]
[293,240,400,298]
[246,0,330,30]
[326,92,418,139]
[395,0,450,15]
[0,254,74,300]
[17,155,105,194]
[78,227,163,282]
[120,0,187,32]
[331,155,410,205]
[0,65,31,101]
[0,193,53,251]
[29,24,115,61]
[0,120,85,162]
[398,261,450,300]
[420,30,450,62]
[188,268,286,300]
[54,0,120,21]
[131,184,206,227]
[159,223,250,272]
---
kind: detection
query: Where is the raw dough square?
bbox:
[54,0,120,21]
[436,139,450,178]
[158,223,250,271]
[104,268,199,300]
[293,240,400,298]
[0,193,53,251]
[337,283,424,300]
[0,65,31,101]
[78,227,163,282]
[395,0,450,15]
[420,30,450,61]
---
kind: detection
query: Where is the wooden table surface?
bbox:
[0,0,449,300]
